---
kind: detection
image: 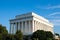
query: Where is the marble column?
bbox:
[32,20,34,32]
[15,22,18,33]
[34,21,36,31]
[30,21,32,34]
[13,23,16,34]
[21,21,23,33]
[40,23,42,30]
[35,21,37,31]
[40,23,43,30]
[25,21,27,34]
[26,21,29,34]
[39,22,40,30]
[20,22,21,31]
[38,22,40,30]
[11,23,14,34]
[29,21,31,34]
[18,22,20,31]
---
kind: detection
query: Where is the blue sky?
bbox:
[0,0,60,34]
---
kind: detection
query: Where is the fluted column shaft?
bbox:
[24,21,27,34]
[29,21,31,34]
[21,21,23,33]
[18,22,20,30]
[32,20,34,32]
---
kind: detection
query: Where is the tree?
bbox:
[0,24,8,34]
[15,31,23,40]
[45,31,54,40]
[0,24,8,40]
[31,30,54,40]
[31,30,46,40]
[6,34,16,40]
[0,34,3,40]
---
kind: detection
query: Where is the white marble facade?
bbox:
[9,12,54,35]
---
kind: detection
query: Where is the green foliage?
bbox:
[31,30,46,40]
[6,31,23,40]
[6,34,15,40]
[45,31,53,39]
[0,34,3,40]
[47,38,52,40]
[31,30,54,40]
[0,24,23,40]
[15,31,23,40]
[0,24,8,40]
[24,35,29,40]
[0,25,8,34]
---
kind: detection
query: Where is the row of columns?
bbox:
[33,20,53,33]
[10,20,32,35]
[10,20,53,34]
[33,20,42,31]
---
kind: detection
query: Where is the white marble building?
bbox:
[9,12,54,35]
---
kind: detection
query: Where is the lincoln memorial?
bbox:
[9,12,54,35]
